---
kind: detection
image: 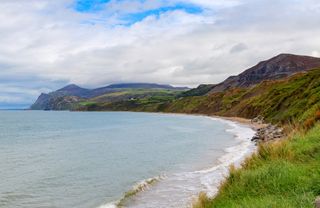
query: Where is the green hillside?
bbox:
[77,88,180,111]
[87,68,320,127]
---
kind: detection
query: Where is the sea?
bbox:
[0,111,255,208]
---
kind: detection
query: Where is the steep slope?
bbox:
[209,54,320,93]
[163,67,320,124]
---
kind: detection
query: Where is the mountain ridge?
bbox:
[30,83,189,110]
[209,53,320,93]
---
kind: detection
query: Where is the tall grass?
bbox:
[194,124,320,208]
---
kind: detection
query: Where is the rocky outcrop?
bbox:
[251,116,285,143]
[209,54,320,93]
[31,95,83,111]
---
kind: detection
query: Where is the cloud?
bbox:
[230,43,248,54]
[0,0,320,108]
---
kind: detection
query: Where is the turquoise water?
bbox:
[0,111,253,208]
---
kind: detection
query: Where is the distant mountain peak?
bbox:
[209,53,320,93]
[107,83,179,89]
[57,84,85,91]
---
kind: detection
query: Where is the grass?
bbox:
[193,124,320,208]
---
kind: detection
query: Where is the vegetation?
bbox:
[178,84,216,97]
[156,68,319,124]
[75,68,320,207]
[193,123,320,208]
[190,68,320,208]
[76,88,180,111]
[88,68,320,127]
[30,58,320,206]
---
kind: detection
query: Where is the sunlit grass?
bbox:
[193,124,320,208]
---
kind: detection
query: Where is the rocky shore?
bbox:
[250,116,285,143]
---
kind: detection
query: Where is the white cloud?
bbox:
[0,0,320,107]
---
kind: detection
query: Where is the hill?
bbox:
[30,83,188,110]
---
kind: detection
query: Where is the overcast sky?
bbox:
[1,0,320,108]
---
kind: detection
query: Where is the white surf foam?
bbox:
[196,117,256,197]
[97,203,118,208]
[97,175,166,208]
[98,117,256,208]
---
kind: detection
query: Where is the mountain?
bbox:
[30,83,188,110]
[105,83,189,90]
[56,84,91,97]
[209,53,320,93]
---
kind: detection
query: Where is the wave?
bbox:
[194,117,256,197]
[98,116,256,208]
[97,175,166,208]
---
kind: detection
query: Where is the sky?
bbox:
[0,0,320,108]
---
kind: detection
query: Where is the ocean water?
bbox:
[0,111,255,208]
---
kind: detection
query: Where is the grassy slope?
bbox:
[195,124,320,208]
[162,68,320,125]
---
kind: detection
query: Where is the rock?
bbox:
[250,119,284,143]
[315,197,320,208]
[251,136,260,142]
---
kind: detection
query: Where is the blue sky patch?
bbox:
[74,0,203,26]
[75,0,110,12]
[121,3,203,25]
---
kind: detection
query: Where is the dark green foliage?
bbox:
[178,84,216,97]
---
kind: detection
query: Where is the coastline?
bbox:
[139,111,264,131]
[212,116,267,130]
[96,112,258,208]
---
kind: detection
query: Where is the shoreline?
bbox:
[96,112,258,208]
[21,110,260,208]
